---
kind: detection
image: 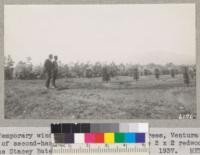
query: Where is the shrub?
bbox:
[170,69,175,78]
[144,69,152,76]
[154,68,160,79]
[102,66,110,82]
[133,68,139,81]
[85,68,93,78]
[183,66,190,86]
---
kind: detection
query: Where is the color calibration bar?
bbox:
[52,132,145,144]
[51,123,148,144]
[51,123,149,154]
[51,123,148,134]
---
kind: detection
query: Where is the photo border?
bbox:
[0,0,199,127]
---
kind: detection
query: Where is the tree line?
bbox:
[4,55,196,85]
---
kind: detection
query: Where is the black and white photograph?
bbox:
[4,4,196,119]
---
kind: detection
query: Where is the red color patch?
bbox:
[95,133,104,143]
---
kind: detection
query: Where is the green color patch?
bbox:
[114,133,125,143]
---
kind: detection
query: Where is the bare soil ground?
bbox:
[5,74,196,119]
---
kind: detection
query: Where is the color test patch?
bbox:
[54,133,65,143]
[125,133,136,143]
[115,133,125,143]
[64,133,74,143]
[104,133,114,143]
[74,133,84,144]
[81,123,90,133]
[136,133,145,143]
[85,133,95,143]
[95,133,104,143]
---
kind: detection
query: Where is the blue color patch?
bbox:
[136,133,145,143]
[124,133,136,143]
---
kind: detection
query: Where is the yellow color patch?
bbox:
[104,133,114,143]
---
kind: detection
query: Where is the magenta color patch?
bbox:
[85,133,95,143]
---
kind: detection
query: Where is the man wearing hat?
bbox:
[43,54,53,89]
[52,55,58,88]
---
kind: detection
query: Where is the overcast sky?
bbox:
[4,4,195,65]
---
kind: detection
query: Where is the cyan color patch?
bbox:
[124,133,136,143]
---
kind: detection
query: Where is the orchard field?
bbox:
[5,74,196,119]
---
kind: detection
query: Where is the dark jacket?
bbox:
[52,61,58,73]
[44,59,53,73]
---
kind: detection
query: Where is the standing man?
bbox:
[52,55,58,88]
[43,54,53,89]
